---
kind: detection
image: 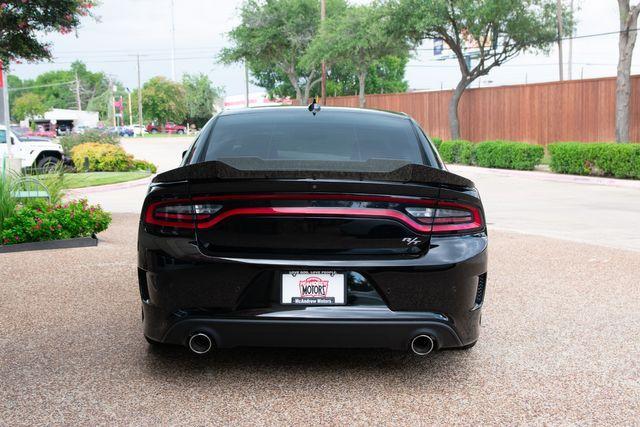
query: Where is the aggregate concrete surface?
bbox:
[1,214,639,425]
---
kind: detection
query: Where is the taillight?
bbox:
[405,201,483,234]
[145,201,222,228]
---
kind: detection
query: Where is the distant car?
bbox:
[73,125,91,134]
[1,125,65,170]
[146,122,186,134]
[107,126,134,137]
[130,125,147,136]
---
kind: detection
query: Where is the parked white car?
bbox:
[130,124,148,136]
[0,125,65,169]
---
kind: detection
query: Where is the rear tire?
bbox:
[151,129,158,134]
[177,129,184,134]
[36,156,60,172]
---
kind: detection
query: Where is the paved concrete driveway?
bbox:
[71,137,640,251]
[1,215,638,425]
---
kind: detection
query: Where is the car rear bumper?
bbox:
[138,232,488,350]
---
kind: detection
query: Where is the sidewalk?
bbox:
[448,164,640,189]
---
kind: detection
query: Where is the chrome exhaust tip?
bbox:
[188,332,213,355]
[410,334,435,356]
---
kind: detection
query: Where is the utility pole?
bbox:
[556,0,564,81]
[75,72,82,111]
[108,77,116,127]
[127,89,133,127]
[170,0,176,81]
[320,0,326,103]
[244,60,249,108]
[137,54,143,135]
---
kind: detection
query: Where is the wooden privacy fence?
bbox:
[324,75,640,145]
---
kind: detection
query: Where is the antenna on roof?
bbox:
[307,98,321,116]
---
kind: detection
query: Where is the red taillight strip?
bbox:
[432,201,483,233]
[144,194,484,234]
[195,206,433,233]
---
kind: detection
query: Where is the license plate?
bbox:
[281,271,346,305]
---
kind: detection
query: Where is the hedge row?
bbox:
[71,143,157,173]
[548,142,640,179]
[431,139,544,171]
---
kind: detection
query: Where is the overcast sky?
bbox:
[10,0,640,97]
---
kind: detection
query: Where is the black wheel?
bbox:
[36,156,60,172]
[177,129,184,134]
[151,128,159,134]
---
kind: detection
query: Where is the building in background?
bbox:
[21,108,100,134]
[223,92,292,110]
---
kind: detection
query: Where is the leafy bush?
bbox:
[0,175,17,235]
[1,199,111,245]
[71,143,157,173]
[548,142,640,179]
[475,141,544,170]
[59,130,120,154]
[438,140,475,165]
[430,137,442,150]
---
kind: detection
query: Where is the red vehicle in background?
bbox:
[146,122,187,134]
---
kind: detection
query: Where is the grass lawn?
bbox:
[58,171,152,189]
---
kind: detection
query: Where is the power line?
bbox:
[8,80,76,91]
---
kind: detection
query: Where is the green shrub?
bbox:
[430,137,442,150]
[548,142,640,179]
[59,130,120,154]
[1,199,111,245]
[475,140,544,170]
[438,140,475,165]
[71,143,157,173]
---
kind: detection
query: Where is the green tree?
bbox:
[615,0,640,143]
[182,73,223,128]
[11,92,46,121]
[135,76,187,125]
[9,61,114,119]
[305,3,410,107]
[220,0,347,105]
[389,0,571,139]
[0,1,96,62]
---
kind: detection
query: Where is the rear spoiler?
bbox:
[153,160,475,189]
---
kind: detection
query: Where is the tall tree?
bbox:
[326,55,410,97]
[390,0,568,139]
[220,0,346,105]
[11,92,46,121]
[615,0,640,143]
[305,3,410,107]
[182,73,223,128]
[135,76,187,125]
[0,1,96,62]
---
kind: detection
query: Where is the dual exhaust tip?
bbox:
[410,334,435,356]
[188,332,214,354]
[188,332,435,356]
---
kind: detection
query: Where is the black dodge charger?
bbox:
[138,106,487,355]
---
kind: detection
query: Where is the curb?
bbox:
[0,236,98,253]
[448,164,640,189]
[66,176,154,195]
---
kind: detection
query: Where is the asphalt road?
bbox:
[1,214,638,425]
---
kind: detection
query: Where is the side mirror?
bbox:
[10,137,15,145]
[182,150,187,159]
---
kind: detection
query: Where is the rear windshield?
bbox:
[197,109,430,171]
